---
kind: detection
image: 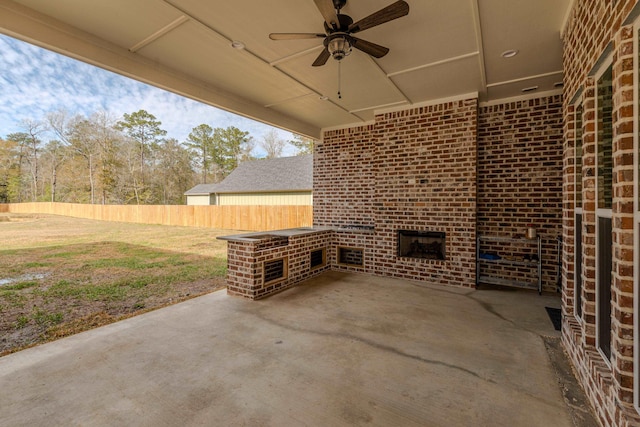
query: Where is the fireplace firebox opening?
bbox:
[397,230,446,260]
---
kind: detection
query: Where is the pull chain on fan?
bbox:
[338,61,342,99]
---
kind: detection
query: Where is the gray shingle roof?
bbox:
[183,183,220,195]
[184,154,312,195]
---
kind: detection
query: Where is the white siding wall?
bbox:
[218,192,312,206]
[186,195,216,205]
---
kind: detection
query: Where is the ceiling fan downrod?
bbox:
[333,0,347,14]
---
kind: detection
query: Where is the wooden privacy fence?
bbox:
[0,203,313,231]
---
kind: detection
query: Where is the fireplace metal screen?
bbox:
[397,230,446,260]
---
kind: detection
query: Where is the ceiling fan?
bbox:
[269,0,410,67]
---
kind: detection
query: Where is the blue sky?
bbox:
[0,34,294,156]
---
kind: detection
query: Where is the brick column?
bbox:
[610,24,636,415]
[226,241,260,298]
[562,102,576,316]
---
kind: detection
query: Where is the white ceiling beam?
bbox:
[129,15,189,53]
[161,1,226,43]
[365,55,410,104]
[349,100,408,114]
[386,51,479,78]
[486,70,563,88]
[269,45,323,67]
[264,93,315,108]
[470,0,488,100]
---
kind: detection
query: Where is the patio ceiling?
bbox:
[0,0,571,139]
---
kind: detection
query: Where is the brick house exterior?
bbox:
[221,2,640,424]
[561,1,640,426]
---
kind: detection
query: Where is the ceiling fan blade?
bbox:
[269,33,326,40]
[312,48,331,66]
[349,37,389,58]
[348,0,409,34]
[314,0,340,29]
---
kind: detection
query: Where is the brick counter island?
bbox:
[218,228,334,299]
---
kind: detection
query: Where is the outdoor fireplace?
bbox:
[397,230,446,260]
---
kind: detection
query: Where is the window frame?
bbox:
[574,98,584,322]
[594,56,614,368]
[634,18,640,415]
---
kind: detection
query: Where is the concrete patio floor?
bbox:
[0,271,593,426]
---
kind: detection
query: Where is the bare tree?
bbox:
[260,129,286,159]
[48,110,101,203]
[238,137,256,163]
[8,120,45,201]
[41,140,66,202]
[88,111,121,204]
[154,138,196,204]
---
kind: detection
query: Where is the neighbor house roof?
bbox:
[184,183,219,196]
[184,154,312,196]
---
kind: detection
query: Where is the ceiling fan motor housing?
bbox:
[324,13,354,33]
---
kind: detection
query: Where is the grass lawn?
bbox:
[0,213,234,356]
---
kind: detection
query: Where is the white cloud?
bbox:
[0,34,297,156]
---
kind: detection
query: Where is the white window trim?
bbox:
[633,17,640,415]
[574,97,584,323]
[594,55,613,369]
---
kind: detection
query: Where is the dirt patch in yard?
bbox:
[0,213,236,356]
[0,213,45,223]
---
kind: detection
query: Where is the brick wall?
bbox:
[373,99,477,287]
[478,95,564,292]
[313,125,377,229]
[315,94,565,291]
[315,98,478,288]
[562,1,640,426]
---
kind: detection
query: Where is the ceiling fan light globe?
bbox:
[328,37,352,61]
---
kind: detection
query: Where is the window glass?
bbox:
[576,104,583,208]
[597,65,613,209]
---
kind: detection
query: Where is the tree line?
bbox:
[0,109,314,205]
